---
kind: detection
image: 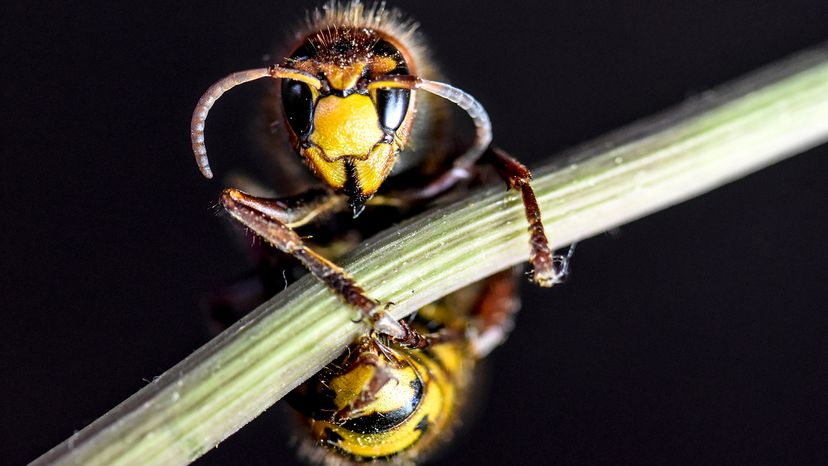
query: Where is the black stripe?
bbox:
[343,159,367,217]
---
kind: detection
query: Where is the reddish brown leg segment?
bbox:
[387,141,557,288]
[468,269,522,357]
[387,319,461,349]
[331,348,392,423]
[220,188,437,348]
[487,147,557,287]
[221,188,377,315]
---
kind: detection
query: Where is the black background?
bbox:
[5,1,828,465]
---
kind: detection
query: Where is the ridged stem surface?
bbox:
[32,45,828,466]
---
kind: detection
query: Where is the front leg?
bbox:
[221,187,377,314]
[389,146,561,287]
[220,188,432,346]
[487,147,559,287]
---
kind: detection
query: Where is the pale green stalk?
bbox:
[33,44,828,466]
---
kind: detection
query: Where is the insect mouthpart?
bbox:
[343,159,369,217]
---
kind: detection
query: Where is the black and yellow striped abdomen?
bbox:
[289,306,472,464]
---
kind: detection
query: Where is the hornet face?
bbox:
[280,28,416,215]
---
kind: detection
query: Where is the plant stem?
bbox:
[33,44,828,466]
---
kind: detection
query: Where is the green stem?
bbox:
[33,44,828,466]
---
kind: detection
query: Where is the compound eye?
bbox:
[281,79,314,138]
[370,39,411,133]
[375,88,410,133]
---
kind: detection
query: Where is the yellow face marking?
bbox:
[309,94,384,160]
[319,62,366,91]
[353,142,396,196]
[302,145,346,189]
